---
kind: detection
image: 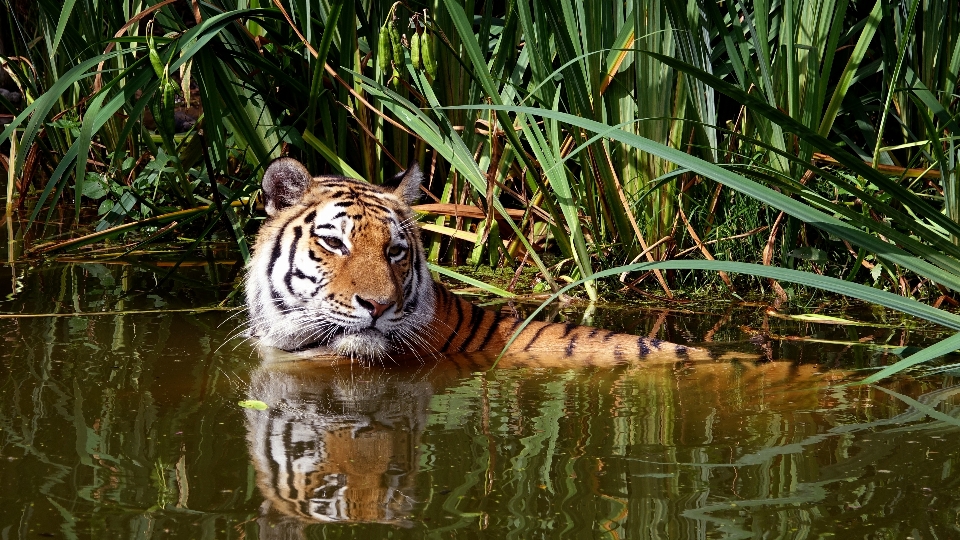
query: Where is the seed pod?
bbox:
[148,46,165,80]
[390,69,401,90]
[161,69,176,136]
[410,32,422,70]
[377,24,391,70]
[389,22,403,66]
[421,31,436,78]
[146,23,165,80]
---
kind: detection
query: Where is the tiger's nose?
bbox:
[356,296,394,319]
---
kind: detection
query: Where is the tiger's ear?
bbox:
[393,162,423,205]
[262,158,312,216]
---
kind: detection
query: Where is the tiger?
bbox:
[244,157,705,365]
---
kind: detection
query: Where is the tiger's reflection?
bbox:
[245,349,435,529]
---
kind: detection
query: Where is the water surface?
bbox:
[1,261,958,539]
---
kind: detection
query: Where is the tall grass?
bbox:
[2,0,960,375]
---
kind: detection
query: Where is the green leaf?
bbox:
[818,0,882,137]
[238,400,269,410]
[81,173,108,200]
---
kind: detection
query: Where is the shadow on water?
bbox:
[1,261,959,538]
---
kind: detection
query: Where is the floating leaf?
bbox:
[238,400,269,410]
[767,310,866,325]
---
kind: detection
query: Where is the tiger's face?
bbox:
[245,158,436,362]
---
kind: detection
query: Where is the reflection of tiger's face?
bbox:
[245,158,435,360]
[245,363,430,527]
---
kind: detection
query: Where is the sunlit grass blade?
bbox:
[427,263,515,298]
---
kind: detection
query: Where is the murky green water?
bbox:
[2,261,959,539]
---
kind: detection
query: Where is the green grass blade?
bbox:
[870,0,921,167]
[73,91,108,221]
[427,263,515,298]
[818,0,880,137]
[302,130,363,180]
[51,0,79,57]
[859,333,960,385]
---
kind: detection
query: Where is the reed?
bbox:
[2,0,960,376]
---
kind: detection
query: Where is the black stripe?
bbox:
[366,203,392,214]
[291,269,318,283]
[264,415,283,487]
[561,323,577,338]
[458,304,487,352]
[265,209,310,311]
[402,279,414,301]
[334,201,352,207]
[439,293,464,352]
[283,226,304,295]
[280,418,298,500]
[403,293,419,314]
[315,223,334,230]
[523,325,551,352]
[587,328,599,339]
[614,345,625,362]
[603,331,616,341]
[467,311,500,351]
[302,209,316,224]
[638,338,650,357]
[565,335,578,357]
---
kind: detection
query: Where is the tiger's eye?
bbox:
[320,236,344,251]
[387,245,405,258]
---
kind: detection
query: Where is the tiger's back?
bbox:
[246,158,700,364]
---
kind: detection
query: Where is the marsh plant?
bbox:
[2,0,960,377]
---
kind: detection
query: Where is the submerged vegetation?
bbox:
[2,0,960,375]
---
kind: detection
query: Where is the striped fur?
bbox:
[245,365,424,526]
[246,158,698,364]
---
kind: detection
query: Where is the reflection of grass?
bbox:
[0,262,260,535]
[0,306,237,318]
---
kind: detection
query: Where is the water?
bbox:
[1,261,959,539]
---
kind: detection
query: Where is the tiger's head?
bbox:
[245,158,436,362]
